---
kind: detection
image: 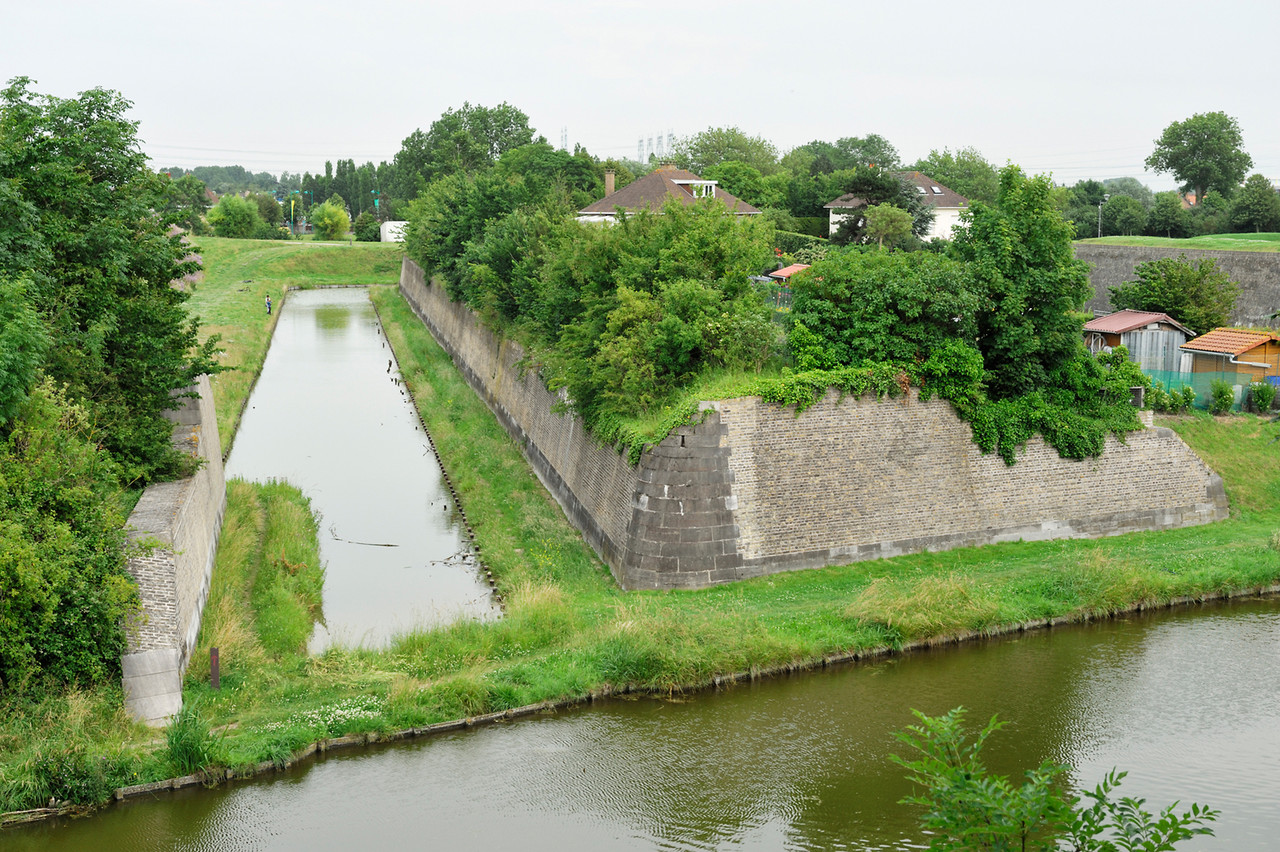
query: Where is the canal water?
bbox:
[13,597,1280,850]
[223,287,498,649]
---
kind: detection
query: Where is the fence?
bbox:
[1142,368,1271,412]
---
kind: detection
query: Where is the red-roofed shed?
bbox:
[1180,328,1280,382]
[1083,309,1194,373]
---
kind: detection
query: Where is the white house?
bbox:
[824,171,969,241]
[380,220,408,242]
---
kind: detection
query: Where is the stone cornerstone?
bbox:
[400,259,1228,591]
[121,374,226,724]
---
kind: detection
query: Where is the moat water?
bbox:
[223,287,498,650]
[14,597,1280,850]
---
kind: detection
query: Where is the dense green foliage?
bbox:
[1108,254,1238,335]
[0,77,224,483]
[0,382,137,690]
[0,78,224,696]
[310,198,351,240]
[911,146,999,205]
[893,708,1217,851]
[1146,111,1252,204]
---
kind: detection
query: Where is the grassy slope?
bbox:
[5,238,1279,814]
[184,237,403,454]
[1076,233,1280,252]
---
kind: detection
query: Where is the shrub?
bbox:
[1248,381,1276,412]
[165,700,221,775]
[893,707,1218,851]
[1209,379,1235,414]
[354,210,380,242]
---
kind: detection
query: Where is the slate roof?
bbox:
[1083,309,1193,337]
[824,171,969,210]
[1180,328,1279,356]
[578,166,761,216]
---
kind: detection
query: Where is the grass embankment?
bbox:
[184,237,403,454]
[4,239,1280,817]
[1077,233,1280,251]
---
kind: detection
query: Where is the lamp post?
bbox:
[1097,193,1110,238]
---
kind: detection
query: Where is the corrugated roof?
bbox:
[578,166,761,216]
[1083,309,1194,337]
[769,263,810,280]
[1180,328,1279,356]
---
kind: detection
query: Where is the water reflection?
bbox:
[16,598,1279,850]
[224,288,498,649]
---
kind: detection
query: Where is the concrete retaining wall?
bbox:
[1076,244,1280,328]
[400,259,1229,591]
[121,374,226,724]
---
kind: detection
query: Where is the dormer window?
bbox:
[673,179,718,198]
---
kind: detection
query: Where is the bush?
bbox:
[311,200,351,240]
[774,230,828,256]
[165,700,221,775]
[893,707,1217,851]
[207,195,264,238]
[1209,378,1235,414]
[354,210,380,242]
[1249,381,1276,412]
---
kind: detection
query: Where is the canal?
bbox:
[223,287,498,649]
[13,597,1280,850]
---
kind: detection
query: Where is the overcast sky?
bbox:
[5,0,1278,194]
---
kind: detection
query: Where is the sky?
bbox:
[4,0,1279,194]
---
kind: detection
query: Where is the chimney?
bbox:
[604,169,615,196]
[657,162,677,172]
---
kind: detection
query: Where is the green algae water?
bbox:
[12,597,1280,850]
[223,288,498,650]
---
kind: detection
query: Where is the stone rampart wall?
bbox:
[1076,244,1280,328]
[400,259,1229,591]
[121,374,226,724]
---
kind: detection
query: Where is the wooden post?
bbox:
[211,647,220,690]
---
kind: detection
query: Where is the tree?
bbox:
[1145,111,1252,202]
[1101,195,1146,236]
[207,194,264,238]
[893,708,1218,852]
[0,276,47,429]
[160,173,210,233]
[827,169,934,245]
[951,166,1092,397]
[392,102,535,196]
[863,202,914,249]
[797,134,902,173]
[0,77,223,481]
[1101,176,1154,210]
[673,126,780,176]
[1147,191,1188,238]
[1230,173,1280,233]
[353,210,380,242]
[310,199,351,240]
[703,160,770,207]
[1109,255,1237,334]
[912,146,999,205]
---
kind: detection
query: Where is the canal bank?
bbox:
[6,241,1280,825]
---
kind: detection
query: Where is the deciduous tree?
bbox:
[863,202,914,249]
[1145,111,1252,203]
[952,166,1092,397]
[673,127,780,176]
[912,146,999,205]
[1147,191,1188,238]
[1230,173,1280,233]
[1109,255,1237,334]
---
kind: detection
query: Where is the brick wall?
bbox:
[121,374,226,723]
[1076,244,1280,329]
[400,259,1229,591]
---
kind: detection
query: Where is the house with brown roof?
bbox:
[1083,309,1194,373]
[577,163,761,223]
[1180,328,1280,384]
[824,171,969,241]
